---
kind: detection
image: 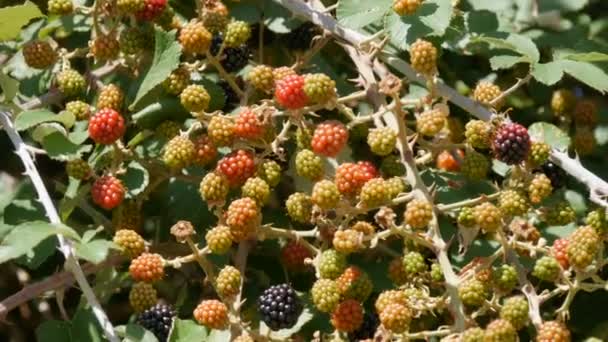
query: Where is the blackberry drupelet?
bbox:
[136,304,176,342]
[541,162,566,188]
[492,123,531,165]
[257,283,302,330]
[210,35,250,72]
[218,80,239,111]
[285,22,319,50]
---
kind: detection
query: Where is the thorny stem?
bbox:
[0,111,119,342]
[490,74,532,107]
[185,237,216,281]
[437,192,500,212]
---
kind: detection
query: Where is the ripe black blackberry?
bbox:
[541,162,566,188]
[210,35,250,72]
[349,312,379,341]
[492,123,531,165]
[285,22,319,50]
[136,304,176,342]
[257,283,302,330]
[218,80,239,111]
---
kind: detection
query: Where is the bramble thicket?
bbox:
[2,0,608,341]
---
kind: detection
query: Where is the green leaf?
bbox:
[197,77,225,112]
[71,307,103,342]
[206,330,230,342]
[15,109,75,131]
[41,132,92,161]
[169,319,208,342]
[120,161,150,198]
[75,239,114,264]
[466,10,498,34]
[565,190,587,215]
[130,28,182,109]
[0,1,44,42]
[528,122,571,151]
[490,55,525,70]
[36,320,72,342]
[473,33,540,63]
[337,0,392,29]
[263,308,315,339]
[0,221,79,264]
[0,70,19,102]
[564,52,608,63]
[263,0,302,33]
[132,97,190,129]
[384,0,453,49]
[538,0,588,12]
[123,324,159,342]
[561,60,608,93]
[531,61,564,85]
[227,2,261,23]
[32,123,66,143]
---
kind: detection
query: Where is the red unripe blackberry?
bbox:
[393,0,422,15]
[193,299,228,329]
[285,192,313,223]
[567,225,600,269]
[257,284,302,330]
[66,159,92,180]
[92,176,125,210]
[311,120,349,157]
[179,20,212,55]
[113,229,146,258]
[484,319,517,342]
[275,74,309,109]
[379,303,411,333]
[88,109,126,145]
[136,304,175,341]
[312,180,340,210]
[473,81,503,109]
[91,33,119,61]
[335,162,364,195]
[226,197,260,242]
[216,149,256,186]
[129,253,164,282]
[574,99,598,127]
[303,73,336,104]
[409,39,437,76]
[97,84,124,111]
[552,238,570,269]
[234,108,266,140]
[192,135,217,166]
[23,40,57,69]
[536,321,571,342]
[333,229,363,254]
[216,265,241,298]
[493,123,531,165]
[436,149,463,172]
[331,299,364,333]
[404,199,433,229]
[136,0,167,21]
[129,282,157,313]
[281,240,312,271]
[207,115,235,147]
[336,266,373,302]
[205,225,233,254]
[311,279,341,313]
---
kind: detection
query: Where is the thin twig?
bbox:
[490,74,532,107]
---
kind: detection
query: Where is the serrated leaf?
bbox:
[561,60,608,93]
[32,122,67,143]
[384,0,453,49]
[490,55,525,70]
[120,161,150,198]
[473,33,540,63]
[36,320,72,342]
[337,0,392,29]
[528,122,571,151]
[531,61,564,85]
[130,28,182,109]
[74,239,114,264]
[0,1,44,42]
[15,109,75,130]
[0,221,79,264]
[41,131,91,161]
[169,319,208,342]
[0,70,19,101]
[123,324,159,342]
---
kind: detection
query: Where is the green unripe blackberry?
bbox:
[205,225,233,254]
[311,279,341,312]
[567,226,600,269]
[242,177,270,206]
[129,282,157,313]
[492,264,517,293]
[48,0,73,15]
[386,177,406,199]
[462,327,484,342]
[224,21,252,47]
[528,173,553,204]
[120,27,147,55]
[163,67,190,95]
[199,172,229,203]
[156,121,181,140]
[473,202,503,232]
[113,229,146,258]
[404,199,433,229]
[416,109,446,137]
[56,69,86,97]
[180,84,210,113]
[528,142,551,167]
[484,319,517,342]
[430,263,443,282]
[66,159,91,180]
[499,189,529,217]
[461,150,490,179]
[257,160,281,187]
[532,256,561,282]
[333,229,363,254]
[585,208,608,232]
[286,192,312,223]
[207,115,235,147]
[367,127,397,156]
[458,279,488,307]
[360,178,390,208]
[295,149,324,180]
[465,120,492,149]
[499,296,529,330]
[216,265,241,298]
[381,155,406,177]
[303,73,336,104]
[296,125,313,149]
[247,65,275,93]
[117,0,145,14]
[65,100,91,120]
[336,266,373,302]
[319,249,347,279]
[458,207,476,227]
[543,202,576,226]
[312,180,340,210]
[402,251,426,276]
[162,136,195,170]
